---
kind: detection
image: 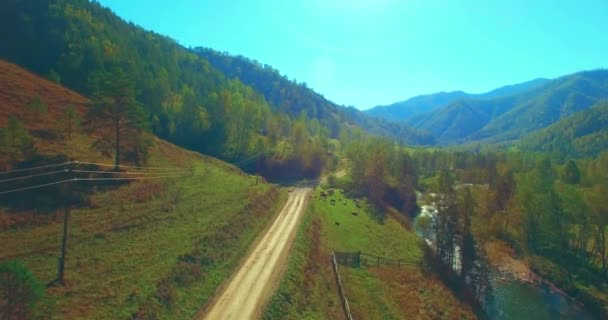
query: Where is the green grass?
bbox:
[315,189,422,261]
[0,145,286,319]
[263,204,342,320]
[264,185,475,319]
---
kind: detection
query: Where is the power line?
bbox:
[0,169,67,184]
[74,161,192,171]
[232,152,264,167]
[231,140,283,168]
[74,174,190,182]
[0,179,73,196]
[0,160,193,177]
[0,173,194,196]
[0,162,72,176]
[71,169,192,175]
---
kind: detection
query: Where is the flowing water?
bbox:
[414,193,597,320]
[486,280,595,320]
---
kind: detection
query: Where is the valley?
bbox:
[1,1,608,320]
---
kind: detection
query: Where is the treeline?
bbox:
[421,172,494,314]
[196,48,436,145]
[338,133,418,216]
[338,144,608,315]
[519,100,608,159]
[0,0,346,179]
[409,149,608,316]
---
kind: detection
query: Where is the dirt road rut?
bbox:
[199,188,311,320]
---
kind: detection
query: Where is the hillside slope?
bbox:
[195,48,435,145]
[470,71,608,143]
[403,70,608,145]
[365,78,549,122]
[0,59,285,319]
[0,0,433,152]
[518,100,608,158]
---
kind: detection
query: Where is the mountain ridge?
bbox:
[365,78,550,122]
[367,70,608,149]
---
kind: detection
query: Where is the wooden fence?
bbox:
[334,251,361,268]
[334,251,418,269]
[331,250,419,320]
[331,250,354,320]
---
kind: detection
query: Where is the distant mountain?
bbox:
[365,78,550,122]
[365,91,469,122]
[468,71,608,142]
[399,70,608,145]
[195,48,435,145]
[479,78,551,99]
[518,100,608,158]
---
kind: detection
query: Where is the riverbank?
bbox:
[485,241,571,296]
[485,241,537,283]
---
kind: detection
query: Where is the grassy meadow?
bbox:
[0,141,286,319]
[264,185,475,319]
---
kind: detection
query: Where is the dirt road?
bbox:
[199,188,312,320]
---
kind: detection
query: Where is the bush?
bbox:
[155,279,175,307]
[172,262,202,287]
[0,260,44,319]
[326,174,337,187]
[131,299,161,320]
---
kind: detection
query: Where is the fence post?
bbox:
[332,251,354,320]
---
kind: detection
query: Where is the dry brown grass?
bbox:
[0,60,88,128]
[0,60,288,319]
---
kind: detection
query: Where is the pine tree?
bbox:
[87,68,147,169]
[57,104,81,157]
[460,187,476,279]
[562,160,581,185]
[1,115,36,163]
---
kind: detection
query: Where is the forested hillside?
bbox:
[0,0,432,182]
[365,78,549,123]
[518,101,608,158]
[399,71,608,145]
[469,71,608,143]
[0,56,290,319]
[195,48,435,145]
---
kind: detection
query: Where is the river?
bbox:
[413,193,597,320]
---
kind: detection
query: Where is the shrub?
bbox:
[172,262,202,287]
[326,174,337,188]
[131,299,161,320]
[0,260,44,319]
[155,279,175,307]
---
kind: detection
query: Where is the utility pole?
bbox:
[52,163,73,286]
[255,156,260,185]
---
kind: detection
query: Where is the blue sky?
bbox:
[97,0,608,110]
